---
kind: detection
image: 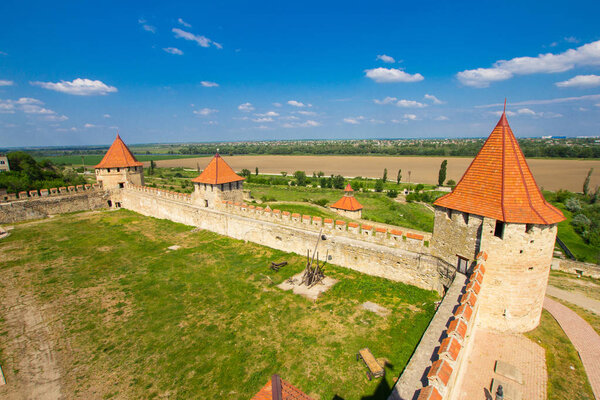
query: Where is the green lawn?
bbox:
[526,310,595,400]
[0,210,437,399]
[247,183,434,232]
[261,202,343,220]
[553,203,600,263]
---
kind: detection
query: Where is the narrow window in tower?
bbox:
[526,224,534,233]
[446,209,452,220]
[117,168,120,172]
[494,220,505,239]
[463,212,469,225]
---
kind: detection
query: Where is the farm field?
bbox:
[33,153,203,166]
[0,210,437,400]
[150,155,600,192]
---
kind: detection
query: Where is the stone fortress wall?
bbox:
[116,184,455,292]
[0,184,108,224]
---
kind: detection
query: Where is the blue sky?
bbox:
[1,0,600,147]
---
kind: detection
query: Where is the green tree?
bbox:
[397,169,402,184]
[332,175,345,189]
[438,160,448,186]
[447,179,456,186]
[240,168,251,177]
[383,168,388,182]
[294,170,307,186]
[583,168,593,196]
[387,189,398,198]
[374,179,384,192]
[255,167,259,176]
[149,160,156,175]
[281,171,287,177]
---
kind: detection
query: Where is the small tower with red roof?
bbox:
[94,134,144,189]
[191,153,245,208]
[430,106,565,332]
[330,183,363,218]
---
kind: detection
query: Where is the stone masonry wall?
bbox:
[430,207,483,269]
[476,218,557,332]
[119,185,453,292]
[0,188,108,223]
[551,258,600,279]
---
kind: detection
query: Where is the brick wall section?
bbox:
[551,258,600,279]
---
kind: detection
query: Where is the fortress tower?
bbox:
[430,109,565,332]
[94,135,144,189]
[191,153,245,208]
[331,183,363,218]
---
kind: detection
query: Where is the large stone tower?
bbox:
[430,109,565,333]
[94,134,144,190]
[191,153,245,208]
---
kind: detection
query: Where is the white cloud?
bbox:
[282,120,321,128]
[163,47,183,55]
[477,94,600,108]
[252,117,274,123]
[287,100,311,107]
[84,123,96,128]
[374,96,397,105]
[255,111,279,117]
[138,19,156,33]
[491,110,516,117]
[369,119,385,124]
[172,28,221,49]
[517,108,537,116]
[403,114,417,120]
[0,80,13,86]
[457,40,600,87]
[0,100,15,113]
[103,114,111,118]
[365,67,424,83]
[435,116,449,121]
[296,110,316,116]
[43,114,68,122]
[556,74,600,88]
[564,36,579,43]
[178,18,192,28]
[21,104,55,114]
[193,107,218,116]
[238,102,254,112]
[279,115,299,121]
[31,78,117,96]
[16,97,42,104]
[424,94,444,104]
[273,102,282,107]
[200,81,219,87]
[396,99,426,108]
[376,54,395,63]
[343,116,364,124]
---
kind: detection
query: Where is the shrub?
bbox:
[566,197,582,213]
[446,179,456,186]
[374,179,384,192]
[313,198,328,207]
[387,189,398,198]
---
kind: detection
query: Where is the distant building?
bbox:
[330,183,363,218]
[191,153,245,208]
[0,155,9,172]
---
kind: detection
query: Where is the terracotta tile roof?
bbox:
[324,218,333,223]
[438,337,462,362]
[466,279,481,295]
[406,232,425,240]
[460,292,477,307]
[330,195,363,211]
[191,153,245,185]
[390,229,403,236]
[454,303,473,322]
[375,227,387,233]
[361,224,373,230]
[427,359,453,387]
[447,318,468,341]
[95,134,143,168]
[434,111,565,224]
[344,183,353,192]
[251,375,314,400]
[417,386,443,400]
[348,222,359,228]
[335,220,346,225]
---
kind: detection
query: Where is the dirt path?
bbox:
[0,274,63,400]
[547,285,600,315]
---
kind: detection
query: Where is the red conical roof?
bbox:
[95,134,143,168]
[331,185,363,211]
[191,153,245,185]
[434,112,564,224]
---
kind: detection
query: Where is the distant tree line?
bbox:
[0,152,86,193]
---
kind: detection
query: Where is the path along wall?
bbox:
[0,185,107,224]
[117,185,455,292]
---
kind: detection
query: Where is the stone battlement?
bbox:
[1,183,100,203]
[125,183,430,254]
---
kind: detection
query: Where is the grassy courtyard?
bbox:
[0,210,437,399]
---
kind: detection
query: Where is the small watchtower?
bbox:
[330,184,363,218]
[430,105,565,332]
[191,153,245,208]
[94,134,144,190]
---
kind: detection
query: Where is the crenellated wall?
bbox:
[119,184,454,292]
[0,184,108,223]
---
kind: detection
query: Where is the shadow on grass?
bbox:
[332,361,395,400]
